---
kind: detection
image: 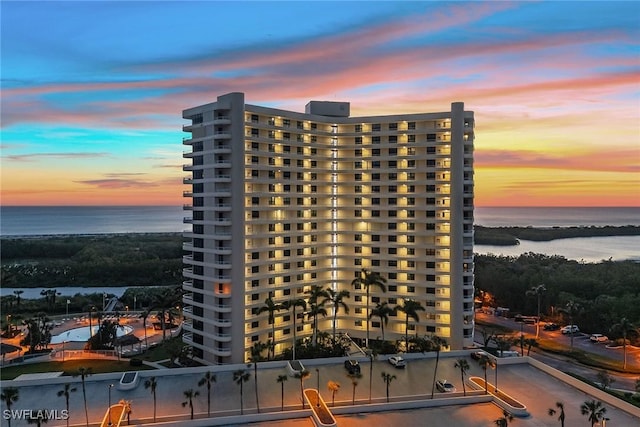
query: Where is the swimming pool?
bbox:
[50,325,134,344]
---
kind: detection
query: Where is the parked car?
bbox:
[543,323,560,331]
[561,325,580,334]
[590,334,608,343]
[344,359,361,374]
[435,379,456,393]
[470,350,490,360]
[388,356,406,368]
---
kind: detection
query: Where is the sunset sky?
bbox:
[1,1,639,207]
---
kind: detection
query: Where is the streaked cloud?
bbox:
[1,1,638,206]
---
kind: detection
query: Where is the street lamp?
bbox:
[133,295,137,311]
[103,293,107,312]
[108,383,114,426]
[66,299,70,319]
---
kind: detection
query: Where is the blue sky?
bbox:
[2,1,639,206]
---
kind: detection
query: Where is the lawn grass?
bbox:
[1,359,156,381]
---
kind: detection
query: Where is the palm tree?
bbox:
[233,369,251,415]
[249,341,267,413]
[25,411,49,427]
[56,383,77,427]
[366,348,378,403]
[454,358,470,396]
[396,299,424,351]
[282,298,306,360]
[477,354,495,394]
[151,286,183,341]
[346,371,362,405]
[76,367,92,427]
[351,269,387,347]
[324,288,350,345]
[526,284,546,338]
[327,381,340,407]
[610,317,637,370]
[580,399,606,427]
[13,290,23,308]
[181,389,200,420]
[494,409,514,427]
[369,302,395,342]
[523,338,538,356]
[257,297,283,360]
[144,376,158,422]
[548,401,566,427]
[293,369,311,409]
[197,371,216,417]
[1,387,19,427]
[429,335,448,398]
[276,374,288,411]
[558,300,581,351]
[305,285,329,347]
[139,310,150,348]
[380,371,396,402]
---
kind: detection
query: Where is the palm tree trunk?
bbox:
[292,307,297,360]
[254,363,260,413]
[366,287,370,347]
[431,352,440,398]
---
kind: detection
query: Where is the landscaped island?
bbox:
[474,225,640,246]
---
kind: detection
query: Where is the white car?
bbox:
[561,325,580,334]
[590,334,608,343]
[388,356,406,368]
[435,379,456,393]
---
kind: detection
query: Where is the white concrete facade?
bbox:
[182,92,475,364]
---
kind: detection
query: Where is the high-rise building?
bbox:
[182,92,475,365]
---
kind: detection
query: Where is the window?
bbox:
[388,160,397,168]
[372,123,381,131]
[388,135,397,143]
[252,252,260,260]
[355,124,362,133]
[408,135,416,143]
[427,133,436,142]
[372,198,380,205]
[372,161,380,168]
[251,197,260,205]
[251,294,260,301]
[251,156,259,164]
[408,122,415,130]
[388,223,397,230]
[355,185,362,193]
[355,136,362,144]
[355,161,362,169]
[389,123,398,130]
[252,211,260,218]
[372,149,381,156]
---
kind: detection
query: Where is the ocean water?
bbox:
[1,206,638,236]
[1,205,638,262]
[1,205,184,236]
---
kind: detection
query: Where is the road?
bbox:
[475,312,640,391]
